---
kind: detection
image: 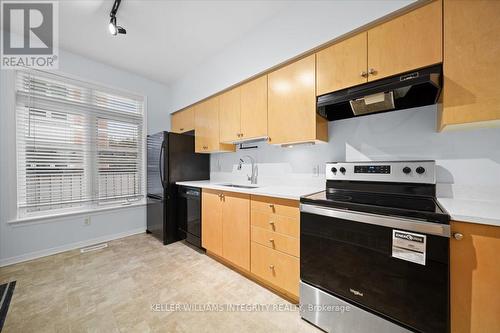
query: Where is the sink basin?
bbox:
[216,183,259,189]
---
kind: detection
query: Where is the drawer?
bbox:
[251,210,299,238]
[251,242,299,297]
[251,195,299,219]
[251,226,299,257]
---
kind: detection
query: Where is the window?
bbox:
[16,69,145,216]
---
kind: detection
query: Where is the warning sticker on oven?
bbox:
[392,230,426,265]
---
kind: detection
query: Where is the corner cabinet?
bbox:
[194,97,234,153]
[439,0,500,130]
[268,55,328,145]
[201,189,250,271]
[450,221,500,333]
[171,107,194,133]
[219,75,268,143]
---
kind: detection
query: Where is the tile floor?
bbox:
[0,233,320,333]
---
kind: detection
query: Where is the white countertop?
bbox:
[437,198,500,227]
[176,180,323,201]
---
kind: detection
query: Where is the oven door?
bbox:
[300,204,450,333]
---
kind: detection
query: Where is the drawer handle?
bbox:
[268,221,275,230]
[269,265,274,270]
[269,238,274,244]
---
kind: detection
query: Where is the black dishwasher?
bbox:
[177,186,202,248]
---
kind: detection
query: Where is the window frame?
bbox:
[15,68,148,219]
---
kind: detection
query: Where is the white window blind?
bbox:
[16,69,145,216]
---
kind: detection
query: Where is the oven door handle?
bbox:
[300,204,450,237]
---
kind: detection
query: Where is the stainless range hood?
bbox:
[317,64,442,121]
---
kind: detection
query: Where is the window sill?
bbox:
[8,200,147,225]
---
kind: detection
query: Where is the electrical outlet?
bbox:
[84,217,91,226]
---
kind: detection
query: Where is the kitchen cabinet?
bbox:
[221,192,250,270]
[171,107,194,133]
[268,55,328,145]
[201,189,223,256]
[201,189,250,271]
[219,76,268,143]
[450,221,500,333]
[439,0,500,130]
[367,0,442,81]
[250,195,300,298]
[316,1,441,96]
[251,242,300,297]
[194,97,235,153]
[316,32,368,95]
[219,87,241,143]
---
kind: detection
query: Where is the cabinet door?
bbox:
[222,192,250,271]
[201,190,223,256]
[451,221,500,333]
[240,76,268,140]
[268,55,318,145]
[194,102,210,153]
[367,0,442,81]
[171,107,194,133]
[440,0,500,130]
[316,32,368,95]
[219,87,241,143]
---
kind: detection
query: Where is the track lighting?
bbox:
[108,0,126,36]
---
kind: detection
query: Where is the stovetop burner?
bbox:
[301,161,450,224]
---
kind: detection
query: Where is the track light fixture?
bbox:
[108,0,126,36]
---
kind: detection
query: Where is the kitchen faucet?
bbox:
[237,155,258,184]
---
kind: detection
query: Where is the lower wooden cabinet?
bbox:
[451,221,500,333]
[201,189,250,270]
[251,241,299,297]
[222,191,250,271]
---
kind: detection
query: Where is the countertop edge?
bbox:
[176,181,322,201]
[437,198,500,227]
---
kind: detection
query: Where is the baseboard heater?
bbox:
[80,243,108,253]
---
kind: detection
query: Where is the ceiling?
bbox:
[57,0,295,85]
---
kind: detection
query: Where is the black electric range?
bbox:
[299,161,450,333]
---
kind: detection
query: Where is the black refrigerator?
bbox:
[146,131,209,245]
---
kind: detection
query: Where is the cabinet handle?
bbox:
[360,71,368,78]
[368,68,377,75]
[269,265,275,270]
[269,239,275,246]
[453,232,464,241]
[180,128,184,131]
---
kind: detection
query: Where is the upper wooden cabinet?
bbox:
[367,0,442,81]
[219,87,241,143]
[240,76,268,141]
[219,76,268,143]
[201,189,250,271]
[439,0,500,130]
[450,221,500,333]
[194,97,234,153]
[171,107,194,133]
[316,1,442,95]
[268,55,328,145]
[316,32,368,95]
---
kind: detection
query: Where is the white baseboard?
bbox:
[0,228,146,267]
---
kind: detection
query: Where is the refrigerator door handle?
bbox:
[159,142,165,187]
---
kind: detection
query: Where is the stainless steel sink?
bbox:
[216,183,259,189]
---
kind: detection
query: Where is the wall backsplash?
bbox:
[211,105,500,201]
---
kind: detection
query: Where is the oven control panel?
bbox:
[326,161,436,184]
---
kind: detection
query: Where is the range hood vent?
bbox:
[317,64,442,121]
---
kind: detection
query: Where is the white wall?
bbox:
[211,106,500,201]
[0,49,171,266]
[168,0,414,111]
